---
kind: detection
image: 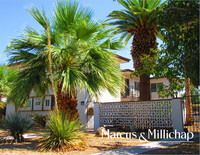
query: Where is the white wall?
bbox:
[97,88,121,102]
[150,78,171,100]
[76,86,121,129]
[128,78,140,98]
[20,111,50,118]
[124,77,181,100]
[6,102,15,116]
[76,87,87,126]
[150,78,181,100]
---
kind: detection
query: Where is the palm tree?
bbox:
[0,65,17,119]
[0,65,17,108]
[107,0,165,101]
[6,0,122,115]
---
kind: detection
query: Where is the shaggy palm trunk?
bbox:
[185,77,194,125]
[139,74,151,101]
[46,21,58,111]
[57,83,78,117]
[131,27,157,101]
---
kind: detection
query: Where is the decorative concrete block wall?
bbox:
[94,99,183,132]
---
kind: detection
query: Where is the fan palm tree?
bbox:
[107,0,165,101]
[6,0,122,115]
[0,65,17,119]
[0,65,17,108]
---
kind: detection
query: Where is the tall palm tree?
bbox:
[107,0,165,101]
[6,0,122,115]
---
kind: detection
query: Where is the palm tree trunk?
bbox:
[46,21,58,112]
[139,74,151,101]
[131,27,157,101]
[185,77,194,125]
[57,83,78,116]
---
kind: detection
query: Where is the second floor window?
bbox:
[45,99,50,107]
[125,79,130,96]
[151,83,163,92]
[135,82,139,91]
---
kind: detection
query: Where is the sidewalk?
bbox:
[93,133,199,155]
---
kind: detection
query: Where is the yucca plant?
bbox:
[39,110,85,151]
[0,112,32,142]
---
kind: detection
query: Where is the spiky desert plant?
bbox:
[39,110,85,151]
[0,113,32,142]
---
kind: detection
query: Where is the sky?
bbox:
[0,0,162,69]
[0,0,135,69]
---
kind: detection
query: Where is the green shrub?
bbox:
[0,112,32,142]
[39,110,85,152]
[32,114,47,128]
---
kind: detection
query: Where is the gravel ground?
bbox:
[0,131,148,155]
[141,137,200,154]
[1,129,199,155]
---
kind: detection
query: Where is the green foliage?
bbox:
[32,114,47,128]
[134,1,199,97]
[0,113,32,142]
[6,0,123,107]
[39,110,85,151]
[157,1,199,88]
[107,0,166,100]
[130,48,159,77]
[107,0,166,44]
[0,65,18,108]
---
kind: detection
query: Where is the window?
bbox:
[22,99,32,110]
[157,83,163,91]
[45,99,50,107]
[43,97,51,110]
[151,83,157,92]
[35,102,40,105]
[27,100,32,107]
[81,101,85,106]
[135,82,139,91]
[151,83,163,92]
[125,79,130,96]
[34,97,42,111]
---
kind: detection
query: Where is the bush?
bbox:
[0,112,32,142]
[32,114,47,128]
[39,110,85,151]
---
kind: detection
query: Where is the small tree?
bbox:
[145,1,199,125]
[158,0,198,125]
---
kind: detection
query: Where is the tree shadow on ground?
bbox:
[141,138,200,154]
[0,138,40,151]
[90,142,124,151]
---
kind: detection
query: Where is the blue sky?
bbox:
[0,0,134,69]
[0,0,162,69]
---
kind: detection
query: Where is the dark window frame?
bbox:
[151,83,164,92]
